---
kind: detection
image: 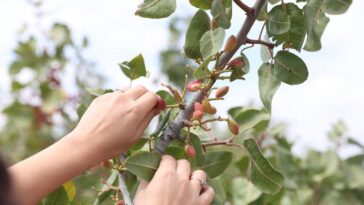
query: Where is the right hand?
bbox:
[134,155,215,205]
[71,85,161,161]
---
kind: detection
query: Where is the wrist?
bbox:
[63,129,106,168]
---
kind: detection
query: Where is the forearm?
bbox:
[8,131,102,205]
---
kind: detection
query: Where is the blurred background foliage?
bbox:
[0,1,363,205]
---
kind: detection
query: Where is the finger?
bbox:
[124,85,148,100]
[136,180,149,193]
[198,186,215,205]
[176,159,191,180]
[133,108,158,139]
[190,170,206,193]
[154,155,177,178]
[134,91,159,114]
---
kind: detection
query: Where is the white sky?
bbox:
[0,0,363,156]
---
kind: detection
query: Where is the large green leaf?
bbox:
[235,109,270,133]
[303,0,330,51]
[207,177,226,205]
[273,51,308,85]
[267,5,291,35]
[211,0,231,29]
[42,186,69,205]
[119,54,147,80]
[201,151,232,178]
[258,63,281,113]
[323,0,352,15]
[135,0,176,19]
[200,28,225,59]
[189,0,213,9]
[272,3,306,51]
[244,138,284,194]
[184,10,211,59]
[124,151,161,181]
[232,177,262,205]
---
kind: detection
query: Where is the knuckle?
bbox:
[193,169,206,178]
[135,85,148,92]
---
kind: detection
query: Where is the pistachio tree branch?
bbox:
[118,155,133,205]
[154,0,268,154]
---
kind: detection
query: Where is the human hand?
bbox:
[134,155,215,205]
[72,85,163,161]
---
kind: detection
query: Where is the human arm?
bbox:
[8,86,161,205]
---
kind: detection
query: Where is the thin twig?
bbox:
[246,38,276,49]
[233,0,254,15]
[258,21,267,40]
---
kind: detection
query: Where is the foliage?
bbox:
[0,0,359,204]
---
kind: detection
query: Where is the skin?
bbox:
[7,85,215,205]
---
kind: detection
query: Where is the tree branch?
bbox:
[154,0,268,154]
[118,155,133,205]
[233,0,254,15]
[118,171,133,205]
[246,38,276,49]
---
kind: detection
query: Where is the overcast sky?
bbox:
[0,0,363,156]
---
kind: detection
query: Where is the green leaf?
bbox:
[235,109,270,133]
[347,137,364,149]
[189,133,205,167]
[268,0,280,4]
[119,54,147,80]
[201,151,232,178]
[211,0,231,29]
[189,0,213,9]
[93,171,118,205]
[194,55,212,78]
[257,3,268,21]
[76,103,87,118]
[303,0,330,51]
[135,0,176,19]
[150,110,171,137]
[42,186,69,205]
[184,10,211,59]
[323,0,352,15]
[260,34,271,62]
[235,156,250,175]
[63,181,76,202]
[200,28,225,59]
[258,63,281,113]
[273,51,308,85]
[232,177,262,205]
[244,138,284,194]
[272,3,306,51]
[230,54,250,82]
[124,151,161,181]
[267,5,291,35]
[207,177,226,205]
[128,137,149,152]
[157,90,177,105]
[166,143,186,160]
[228,106,245,119]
